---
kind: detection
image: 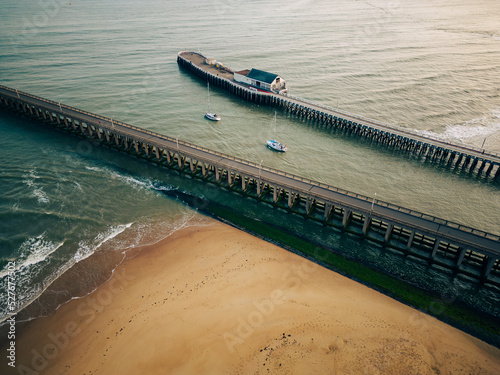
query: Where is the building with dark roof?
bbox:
[234,68,287,94]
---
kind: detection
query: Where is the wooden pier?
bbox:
[0,84,499,285]
[177,51,500,181]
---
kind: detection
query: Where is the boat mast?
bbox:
[274,111,277,140]
[207,82,210,112]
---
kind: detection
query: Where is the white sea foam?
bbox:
[85,164,173,195]
[85,166,105,172]
[0,234,64,279]
[74,222,134,263]
[22,169,50,204]
[416,108,500,151]
[0,234,65,321]
[109,170,173,194]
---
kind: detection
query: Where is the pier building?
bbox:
[234,68,287,93]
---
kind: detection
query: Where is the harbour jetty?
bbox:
[0,84,499,285]
[177,51,500,181]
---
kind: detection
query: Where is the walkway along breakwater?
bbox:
[0,84,499,286]
[177,51,500,181]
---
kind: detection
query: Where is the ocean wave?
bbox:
[109,170,174,195]
[74,222,133,263]
[85,164,175,195]
[22,169,49,204]
[416,108,500,151]
[84,166,105,172]
[0,234,64,279]
[0,234,64,320]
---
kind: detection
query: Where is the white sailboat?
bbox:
[204,82,221,121]
[267,111,287,152]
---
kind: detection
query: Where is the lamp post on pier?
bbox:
[371,193,377,213]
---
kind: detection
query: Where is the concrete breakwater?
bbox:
[177,51,500,181]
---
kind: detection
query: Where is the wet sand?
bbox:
[3,221,499,374]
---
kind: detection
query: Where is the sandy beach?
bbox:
[3,220,499,375]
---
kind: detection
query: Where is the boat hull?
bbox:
[267,140,287,152]
[205,113,221,121]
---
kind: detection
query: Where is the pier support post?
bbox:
[455,247,466,269]
[476,160,486,175]
[116,135,122,147]
[215,167,220,182]
[484,162,494,177]
[241,176,246,191]
[305,196,312,214]
[446,152,456,166]
[430,239,440,261]
[481,257,496,281]
[406,230,415,250]
[362,215,371,235]
[324,203,332,221]
[190,160,198,173]
[274,187,281,203]
[384,223,394,243]
[288,191,296,208]
[342,209,352,228]
[469,158,479,172]
[495,165,500,179]
[162,150,170,164]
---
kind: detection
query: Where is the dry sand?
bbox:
[4,221,500,374]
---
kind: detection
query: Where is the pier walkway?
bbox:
[0,84,498,284]
[178,51,500,181]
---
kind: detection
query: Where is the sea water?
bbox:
[1,0,499,323]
